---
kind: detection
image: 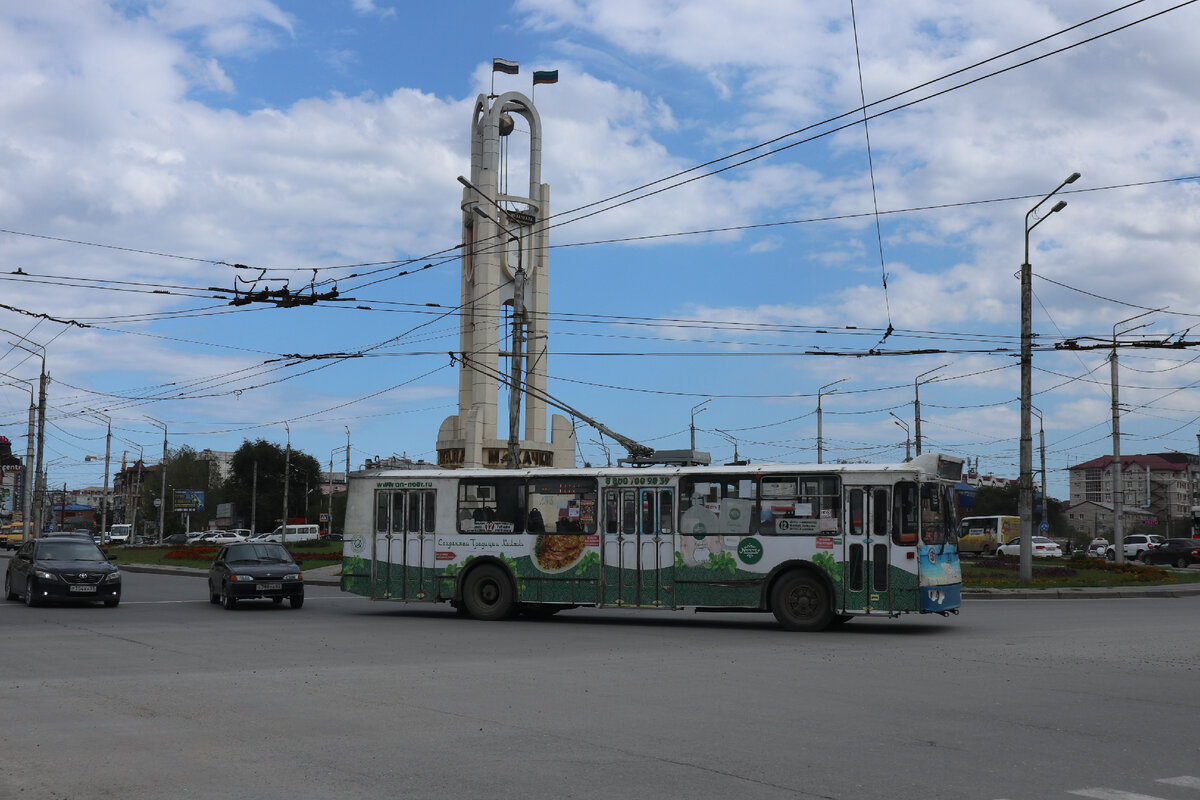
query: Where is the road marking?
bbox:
[1069,790,1172,799]
[1158,777,1200,789]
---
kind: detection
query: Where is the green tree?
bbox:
[227,439,323,533]
[132,445,229,536]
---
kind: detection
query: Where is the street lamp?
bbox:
[690,399,711,452]
[1108,309,1161,563]
[889,412,911,462]
[6,334,48,535]
[714,428,744,465]
[1020,171,1079,585]
[1031,405,1048,537]
[914,364,948,456]
[1,374,37,541]
[816,378,848,464]
[147,417,167,542]
[86,409,112,540]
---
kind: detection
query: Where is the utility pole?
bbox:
[1019,172,1079,585]
[889,412,911,462]
[23,391,35,540]
[88,410,112,540]
[148,417,167,542]
[816,379,847,464]
[690,399,711,452]
[8,339,48,535]
[282,423,291,536]
[913,364,947,457]
[1108,309,1160,564]
[250,460,258,536]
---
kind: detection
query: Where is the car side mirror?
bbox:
[18,553,32,562]
[106,551,118,561]
[294,557,304,566]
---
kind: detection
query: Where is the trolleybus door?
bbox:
[601,487,675,607]
[373,489,436,600]
[842,486,891,613]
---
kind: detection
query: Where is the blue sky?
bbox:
[2,0,1200,503]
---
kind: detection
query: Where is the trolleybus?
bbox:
[340,452,964,631]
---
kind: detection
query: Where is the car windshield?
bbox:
[225,543,293,564]
[38,541,105,561]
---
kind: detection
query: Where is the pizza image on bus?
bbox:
[532,533,587,572]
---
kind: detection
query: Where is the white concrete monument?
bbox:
[435,90,575,469]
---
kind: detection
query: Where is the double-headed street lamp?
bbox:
[816,379,847,464]
[889,412,912,462]
[1020,171,1079,585]
[914,364,947,456]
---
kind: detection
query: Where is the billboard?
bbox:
[172,490,205,512]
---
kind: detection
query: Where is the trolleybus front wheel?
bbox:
[770,571,833,632]
[462,564,516,621]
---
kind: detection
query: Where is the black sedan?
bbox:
[208,542,304,609]
[1140,538,1200,568]
[4,536,121,607]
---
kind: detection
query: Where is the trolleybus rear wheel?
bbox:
[770,571,833,632]
[462,564,516,621]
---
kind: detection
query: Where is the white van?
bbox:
[263,524,321,544]
[107,524,132,544]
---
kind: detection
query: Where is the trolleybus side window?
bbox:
[457,479,525,533]
[678,475,757,536]
[759,475,839,535]
[527,478,598,534]
[892,481,919,545]
[919,483,958,545]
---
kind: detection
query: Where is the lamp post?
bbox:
[87,410,112,541]
[1020,171,1079,585]
[1108,309,1160,563]
[1,375,36,541]
[1031,405,1048,535]
[714,428,744,465]
[282,422,291,534]
[147,417,167,542]
[913,364,948,457]
[889,412,911,462]
[816,378,848,464]
[6,336,48,535]
[690,399,711,452]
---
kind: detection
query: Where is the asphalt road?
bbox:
[1,564,1198,800]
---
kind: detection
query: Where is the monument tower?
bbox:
[435,84,575,469]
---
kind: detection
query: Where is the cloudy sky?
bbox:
[1,0,1199,503]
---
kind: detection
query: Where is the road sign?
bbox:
[1039,521,1049,532]
[319,513,329,522]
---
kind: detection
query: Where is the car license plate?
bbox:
[258,583,282,591]
[69,585,97,593]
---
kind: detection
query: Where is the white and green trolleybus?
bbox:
[340,452,964,631]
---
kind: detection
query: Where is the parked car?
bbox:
[207,541,304,609]
[1104,533,1166,561]
[1139,538,1200,568]
[205,531,249,545]
[4,536,121,607]
[1086,538,1110,558]
[996,536,1063,558]
[162,533,190,545]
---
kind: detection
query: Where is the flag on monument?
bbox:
[533,70,558,85]
[492,58,519,75]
